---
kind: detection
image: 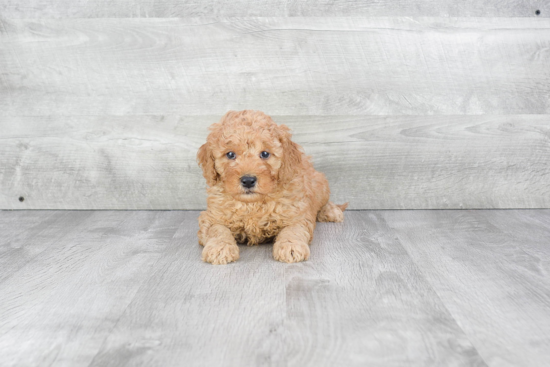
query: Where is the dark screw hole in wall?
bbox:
[19,196,25,202]
[535,10,541,15]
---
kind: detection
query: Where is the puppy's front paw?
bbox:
[202,239,239,265]
[273,239,310,263]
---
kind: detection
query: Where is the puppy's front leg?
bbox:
[201,224,239,265]
[273,223,312,263]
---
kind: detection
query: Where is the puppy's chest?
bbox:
[223,202,291,244]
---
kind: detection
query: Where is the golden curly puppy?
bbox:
[197,110,347,264]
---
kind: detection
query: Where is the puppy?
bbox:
[197,110,347,264]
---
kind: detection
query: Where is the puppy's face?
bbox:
[197,111,301,203]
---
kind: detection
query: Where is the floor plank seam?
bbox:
[385,222,492,367]
[87,213,200,366]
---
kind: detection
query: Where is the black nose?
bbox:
[240,175,257,188]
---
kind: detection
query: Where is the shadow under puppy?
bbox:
[197,110,347,264]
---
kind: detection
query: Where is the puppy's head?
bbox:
[197,110,302,202]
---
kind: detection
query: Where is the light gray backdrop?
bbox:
[1,2,549,209]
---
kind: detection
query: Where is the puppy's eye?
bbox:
[226,151,236,160]
[260,151,270,159]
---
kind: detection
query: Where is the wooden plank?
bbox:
[88,211,288,367]
[282,212,486,366]
[0,0,548,18]
[86,211,485,366]
[0,210,56,250]
[0,211,183,367]
[0,210,94,283]
[383,209,550,366]
[1,115,549,210]
[1,17,550,116]
[3,210,549,365]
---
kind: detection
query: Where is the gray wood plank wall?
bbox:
[1,115,549,209]
[1,1,548,17]
[1,4,549,209]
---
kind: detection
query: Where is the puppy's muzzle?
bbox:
[240,175,257,189]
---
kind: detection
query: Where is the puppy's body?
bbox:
[197,110,347,264]
[199,163,331,246]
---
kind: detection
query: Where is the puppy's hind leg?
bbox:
[317,201,348,222]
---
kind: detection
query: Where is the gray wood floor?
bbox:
[1,210,549,366]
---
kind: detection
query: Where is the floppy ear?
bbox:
[197,143,218,187]
[278,124,303,183]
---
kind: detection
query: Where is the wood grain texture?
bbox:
[383,209,550,367]
[1,17,550,116]
[0,210,492,366]
[1,115,549,210]
[283,212,486,366]
[0,0,548,18]
[2,210,549,365]
[0,211,93,282]
[0,210,183,367]
[88,212,288,367]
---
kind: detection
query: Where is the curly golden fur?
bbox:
[197,110,348,264]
